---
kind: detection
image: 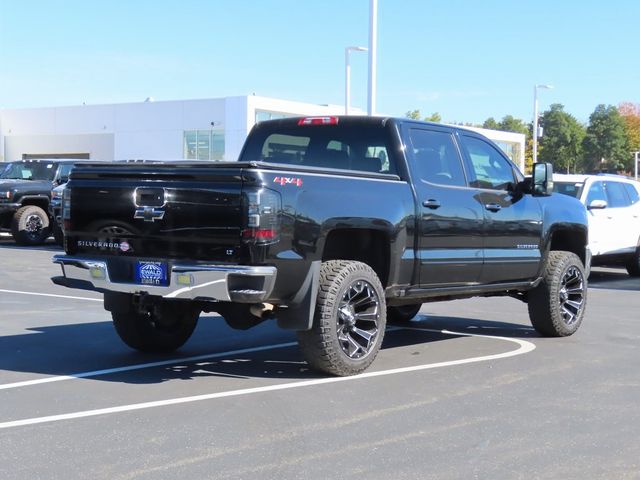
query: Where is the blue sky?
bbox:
[0,0,638,125]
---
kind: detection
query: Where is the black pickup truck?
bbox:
[52,116,590,376]
[0,159,77,245]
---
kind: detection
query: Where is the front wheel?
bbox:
[112,302,199,353]
[11,205,51,246]
[297,260,386,376]
[528,251,587,337]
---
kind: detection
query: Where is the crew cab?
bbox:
[52,116,590,376]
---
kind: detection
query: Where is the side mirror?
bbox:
[532,162,554,196]
[587,199,607,210]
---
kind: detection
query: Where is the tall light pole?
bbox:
[367,0,378,116]
[532,84,553,164]
[345,46,368,115]
[634,151,639,181]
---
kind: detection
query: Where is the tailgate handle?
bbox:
[485,203,502,212]
[135,187,166,207]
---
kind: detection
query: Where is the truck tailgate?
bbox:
[65,163,246,261]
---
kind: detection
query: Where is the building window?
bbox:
[183,130,225,160]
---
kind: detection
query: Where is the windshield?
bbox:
[553,181,584,198]
[0,162,57,181]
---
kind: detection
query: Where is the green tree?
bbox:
[424,112,442,123]
[405,109,442,123]
[499,115,529,136]
[583,104,630,172]
[538,104,586,174]
[482,117,500,130]
[405,109,421,120]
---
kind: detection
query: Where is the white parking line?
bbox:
[0,328,535,430]
[0,288,101,302]
[0,328,405,391]
[0,342,298,391]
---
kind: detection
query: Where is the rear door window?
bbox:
[408,129,466,187]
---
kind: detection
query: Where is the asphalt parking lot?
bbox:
[1,234,639,480]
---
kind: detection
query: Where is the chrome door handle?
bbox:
[423,199,441,209]
[485,203,502,212]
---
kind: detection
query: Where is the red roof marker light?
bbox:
[297,116,339,126]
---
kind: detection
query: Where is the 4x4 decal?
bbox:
[273,176,303,187]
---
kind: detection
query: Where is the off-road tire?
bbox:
[625,246,640,277]
[11,205,50,246]
[387,304,422,325]
[528,251,587,337]
[112,302,199,353]
[297,260,386,376]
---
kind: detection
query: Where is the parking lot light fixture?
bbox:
[345,46,368,115]
[533,84,554,164]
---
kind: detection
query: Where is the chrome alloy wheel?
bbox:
[336,279,381,359]
[25,214,44,236]
[558,265,585,326]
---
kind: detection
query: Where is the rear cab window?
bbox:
[240,119,399,176]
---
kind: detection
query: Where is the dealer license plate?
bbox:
[134,261,169,286]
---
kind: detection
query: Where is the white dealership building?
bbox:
[0,95,525,170]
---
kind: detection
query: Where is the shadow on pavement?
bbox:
[0,314,533,385]
[0,235,62,253]
[588,268,640,292]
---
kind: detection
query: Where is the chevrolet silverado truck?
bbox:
[52,116,590,376]
[0,159,77,245]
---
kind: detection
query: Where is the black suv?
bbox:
[0,159,78,245]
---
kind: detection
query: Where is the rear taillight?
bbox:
[62,188,71,232]
[297,116,339,126]
[243,188,281,244]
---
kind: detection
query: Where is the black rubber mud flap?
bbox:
[103,291,134,314]
[277,261,320,331]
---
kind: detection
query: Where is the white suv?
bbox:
[553,174,640,276]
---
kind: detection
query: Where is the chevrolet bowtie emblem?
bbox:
[134,206,165,222]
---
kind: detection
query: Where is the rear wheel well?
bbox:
[322,229,390,287]
[549,228,587,266]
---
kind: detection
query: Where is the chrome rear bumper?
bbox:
[52,255,277,303]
